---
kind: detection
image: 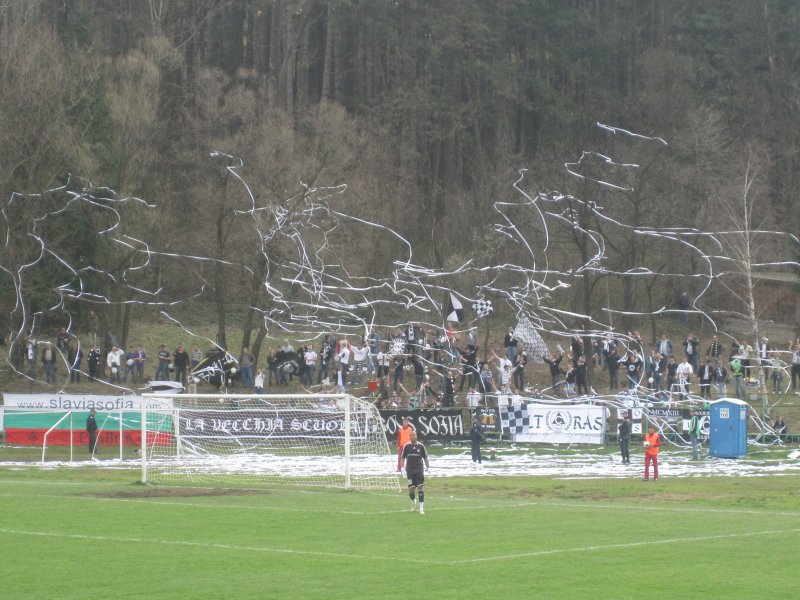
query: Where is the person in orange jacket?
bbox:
[397,417,413,472]
[643,425,661,481]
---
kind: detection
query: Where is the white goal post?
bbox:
[141,393,399,492]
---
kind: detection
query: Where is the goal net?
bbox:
[141,393,399,492]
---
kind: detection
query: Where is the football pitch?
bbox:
[1,466,798,599]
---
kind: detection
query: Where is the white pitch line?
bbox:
[2,526,796,566]
[452,528,800,564]
[0,528,434,564]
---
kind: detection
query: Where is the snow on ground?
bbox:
[23,445,800,480]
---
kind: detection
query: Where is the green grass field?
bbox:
[1,465,798,599]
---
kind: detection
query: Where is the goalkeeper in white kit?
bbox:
[402,432,430,514]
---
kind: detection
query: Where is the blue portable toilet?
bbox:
[708,399,748,458]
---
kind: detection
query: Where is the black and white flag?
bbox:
[513,316,548,364]
[445,292,464,322]
[472,298,493,319]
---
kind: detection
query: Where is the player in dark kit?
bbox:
[402,431,430,515]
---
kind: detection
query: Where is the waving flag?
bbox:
[445,292,464,322]
[472,298,493,319]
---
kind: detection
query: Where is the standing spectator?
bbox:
[544,353,565,396]
[396,417,413,472]
[470,416,486,464]
[156,344,171,381]
[770,353,785,394]
[607,348,620,391]
[337,341,351,385]
[26,338,37,379]
[466,386,481,408]
[87,343,102,382]
[713,362,728,397]
[190,344,204,370]
[351,342,369,385]
[318,340,332,383]
[697,359,713,400]
[402,431,430,514]
[267,348,279,386]
[333,363,346,392]
[392,354,406,393]
[657,334,673,358]
[239,346,254,388]
[688,409,701,461]
[86,409,98,454]
[575,356,589,396]
[477,362,495,395]
[174,344,190,384]
[376,348,391,378]
[303,345,317,387]
[666,356,678,393]
[41,342,57,384]
[618,411,631,464]
[457,345,476,391]
[684,333,700,373]
[121,348,136,383]
[503,326,518,363]
[652,353,666,391]
[442,369,456,407]
[106,346,124,383]
[676,356,693,399]
[564,360,576,398]
[68,341,82,383]
[512,351,527,392]
[132,344,146,384]
[643,426,661,481]
[758,337,771,381]
[254,368,265,394]
[366,328,380,373]
[730,356,744,398]
[625,352,642,391]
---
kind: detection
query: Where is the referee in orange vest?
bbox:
[643,425,661,481]
[397,417,413,472]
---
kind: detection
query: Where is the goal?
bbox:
[141,393,399,492]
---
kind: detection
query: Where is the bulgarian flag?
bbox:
[3,411,172,446]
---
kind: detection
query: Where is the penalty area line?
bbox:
[452,527,800,564]
[0,528,437,564]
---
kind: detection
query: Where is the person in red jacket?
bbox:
[397,417,413,472]
[643,426,661,481]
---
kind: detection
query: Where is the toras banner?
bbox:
[500,403,608,443]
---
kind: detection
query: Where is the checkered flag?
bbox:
[500,405,530,435]
[513,316,548,364]
[472,298,493,319]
